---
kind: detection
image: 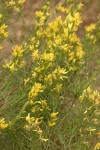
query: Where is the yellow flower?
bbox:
[40,100,47,107]
[54,67,67,75]
[86,86,92,94]
[94,142,100,150]
[68,52,75,61]
[48,121,56,127]
[35,11,46,26]
[26,113,31,123]
[42,52,54,61]
[32,72,37,78]
[51,112,58,118]
[51,84,62,93]
[25,114,42,131]
[13,45,24,57]
[48,112,58,127]
[19,60,26,68]
[44,74,54,85]
[30,37,40,49]
[0,24,8,37]
[9,0,15,6]
[0,13,2,19]
[53,67,68,80]
[76,46,84,59]
[32,50,39,61]
[29,83,45,99]
[35,66,44,73]
[35,11,44,18]
[31,105,39,113]
[14,6,20,12]
[18,0,25,5]
[24,78,29,86]
[57,5,68,14]
[9,63,15,72]
[85,23,96,32]
[0,118,9,129]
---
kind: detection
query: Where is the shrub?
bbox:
[0,0,100,149]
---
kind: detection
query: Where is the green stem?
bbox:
[10,101,29,126]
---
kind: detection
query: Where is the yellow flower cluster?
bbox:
[42,52,54,62]
[48,112,58,127]
[13,45,24,57]
[30,37,40,51]
[85,23,96,32]
[0,13,8,51]
[0,13,8,43]
[0,24,8,38]
[79,87,100,148]
[85,23,97,44]
[3,44,25,72]
[28,83,45,103]
[31,99,48,113]
[35,3,50,27]
[0,13,8,50]
[25,113,48,141]
[8,0,26,12]
[80,86,100,104]
[38,7,84,71]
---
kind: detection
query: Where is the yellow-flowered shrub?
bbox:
[0,0,100,150]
